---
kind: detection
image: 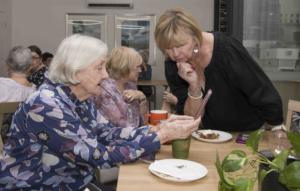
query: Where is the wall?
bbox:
[0,0,11,76]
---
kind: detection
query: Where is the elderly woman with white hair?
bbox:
[0,34,200,191]
[0,46,35,102]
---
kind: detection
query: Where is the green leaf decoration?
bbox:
[216,152,234,187]
[287,132,300,158]
[218,181,234,191]
[279,161,300,189]
[222,150,248,172]
[271,149,289,171]
[246,129,264,152]
[234,177,256,191]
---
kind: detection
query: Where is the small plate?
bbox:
[148,159,208,182]
[192,129,232,143]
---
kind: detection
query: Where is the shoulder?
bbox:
[213,32,245,53]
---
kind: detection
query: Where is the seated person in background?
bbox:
[162,87,178,113]
[0,34,200,190]
[0,46,35,142]
[27,45,47,88]
[42,51,53,68]
[94,46,148,127]
[137,49,153,98]
[0,46,35,102]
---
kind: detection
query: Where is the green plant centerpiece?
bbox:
[215,129,300,191]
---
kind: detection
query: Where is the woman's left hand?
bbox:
[123,90,146,102]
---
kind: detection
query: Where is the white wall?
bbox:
[0,0,11,76]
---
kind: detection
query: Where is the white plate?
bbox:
[148,159,208,182]
[192,129,232,143]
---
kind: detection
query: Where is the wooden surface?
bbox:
[117,132,273,191]
[137,80,168,87]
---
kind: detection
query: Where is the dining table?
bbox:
[116,131,274,191]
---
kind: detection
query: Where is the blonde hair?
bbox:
[107,47,142,80]
[48,34,107,84]
[154,8,203,51]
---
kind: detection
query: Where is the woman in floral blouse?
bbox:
[94,46,148,127]
[0,34,200,191]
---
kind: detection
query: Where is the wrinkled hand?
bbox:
[123,90,145,102]
[157,116,201,144]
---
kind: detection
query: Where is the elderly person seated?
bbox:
[0,34,200,191]
[0,46,35,142]
[94,46,148,127]
[0,46,35,102]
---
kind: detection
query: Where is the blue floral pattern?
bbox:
[0,79,160,190]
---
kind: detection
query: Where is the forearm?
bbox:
[183,86,203,117]
[184,98,203,117]
[98,131,160,167]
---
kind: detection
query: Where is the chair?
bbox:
[286,99,300,132]
[147,85,156,110]
[0,102,20,153]
[94,166,119,185]
[138,84,156,110]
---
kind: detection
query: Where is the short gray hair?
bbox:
[48,34,108,84]
[6,46,32,75]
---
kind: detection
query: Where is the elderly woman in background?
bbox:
[154,8,283,132]
[0,34,200,190]
[0,46,35,102]
[94,46,148,127]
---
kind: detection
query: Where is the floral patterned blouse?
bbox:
[94,78,142,128]
[0,79,160,190]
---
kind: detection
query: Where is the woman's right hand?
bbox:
[176,62,199,86]
[156,115,201,144]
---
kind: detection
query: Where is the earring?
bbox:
[193,48,199,54]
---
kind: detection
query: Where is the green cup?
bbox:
[172,136,191,159]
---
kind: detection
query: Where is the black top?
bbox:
[165,32,283,132]
[27,66,47,88]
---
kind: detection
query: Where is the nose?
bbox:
[102,68,109,79]
[173,47,179,55]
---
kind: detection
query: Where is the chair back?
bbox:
[286,99,300,132]
[147,85,156,110]
[0,102,20,153]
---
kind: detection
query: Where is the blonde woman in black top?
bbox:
[154,8,283,132]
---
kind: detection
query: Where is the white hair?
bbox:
[6,46,32,74]
[48,34,108,84]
